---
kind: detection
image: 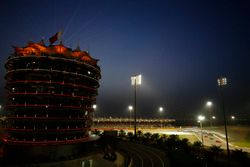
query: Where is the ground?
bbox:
[117,125,250,151]
[204,126,250,147]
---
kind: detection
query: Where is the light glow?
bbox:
[206,101,212,107]
[128,105,133,111]
[93,104,97,109]
[198,115,205,121]
[131,74,142,85]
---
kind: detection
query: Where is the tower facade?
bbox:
[3,41,101,160]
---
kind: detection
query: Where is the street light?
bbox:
[206,101,212,107]
[92,104,97,126]
[198,115,205,145]
[217,76,230,159]
[128,105,133,128]
[206,101,213,127]
[131,74,142,138]
[231,115,236,125]
[158,107,164,128]
[158,107,163,113]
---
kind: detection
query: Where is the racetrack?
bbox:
[117,141,170,167]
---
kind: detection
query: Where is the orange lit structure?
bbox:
[3,40,101,160]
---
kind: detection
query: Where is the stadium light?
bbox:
[131,74,142,85]
[131,74,142,138]
[217,76,230,159]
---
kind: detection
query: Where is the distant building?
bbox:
[2,40,101,160]
[93,117,176,129]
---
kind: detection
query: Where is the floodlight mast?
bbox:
[131,74,141,138]
[217,77,230,159]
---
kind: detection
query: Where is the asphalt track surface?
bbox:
[117,141,169,167]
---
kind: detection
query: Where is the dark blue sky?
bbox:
[0,0,249,120]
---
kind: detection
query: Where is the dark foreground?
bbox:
[1,130,250,167]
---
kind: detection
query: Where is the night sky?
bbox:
[0,0,249,120]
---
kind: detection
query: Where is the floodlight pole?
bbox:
[130,110,132,128]
[221,87,230,159]
[131,74,141,139]
[218,77,230,159]
[134,77,137,139]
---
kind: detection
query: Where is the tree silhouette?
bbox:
[119,130,126,137]
[231,149,249,165]
[209,145,222,160]
[151,133,160,144]
[137,130,143,138]
[127,132,133,141]
[144,132,152,140]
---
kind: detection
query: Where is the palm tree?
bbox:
[165,135,179,151]
[231,149,249,164]
[169,134,180,141]
[127,132,133,138]
[151,133,160,144]
[160,134,167,141]
[92,129,101,136]
[157,134,168,148]
[193,141,202,147]
[119,130,126,137]
[178,138,190,153]
[144,132,152,139]
[137,130,143,138]
[191,141,204,160]
[209,145,222,160]
[127,132,134,141]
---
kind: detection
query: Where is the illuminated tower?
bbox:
[3,41,101,160]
